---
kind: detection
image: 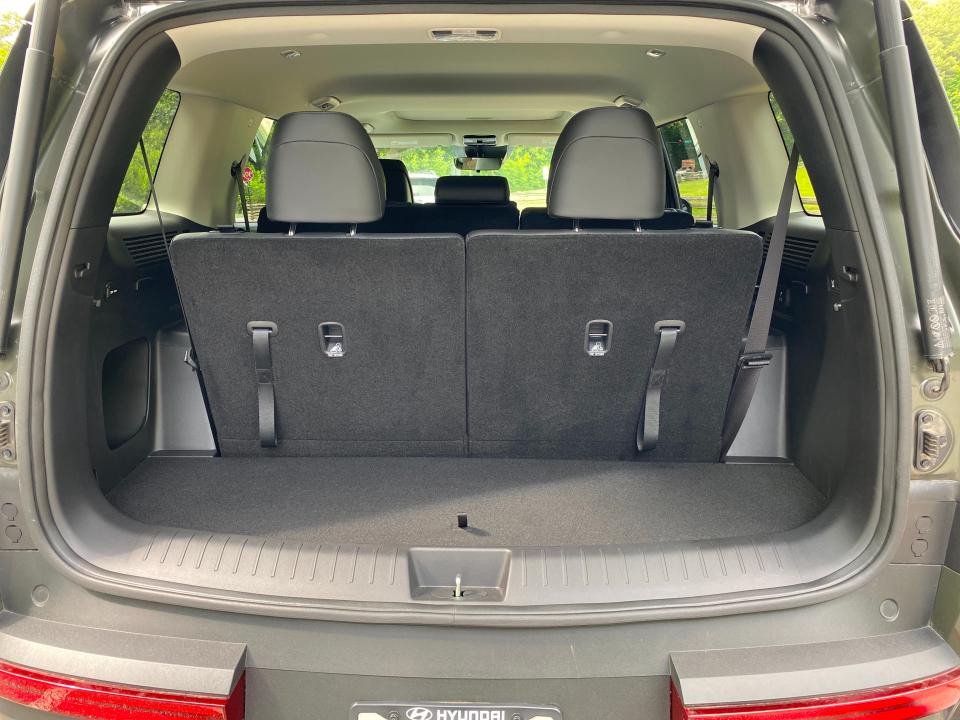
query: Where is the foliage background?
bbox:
[912,0,960,124]
[0,11,20,68]
[0,1,957,216]
[377,145,554,194]
[114,90,180,213]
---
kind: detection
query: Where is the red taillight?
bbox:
[672,667,960,720]
[0,660,244,719]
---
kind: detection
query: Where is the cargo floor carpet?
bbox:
[108,456,824,547]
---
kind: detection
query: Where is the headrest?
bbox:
[435,175,511,205]
[380,159,413,205]
[547,106,666,221]
[266,112,385,225]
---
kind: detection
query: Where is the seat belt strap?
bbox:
[637,322,685,453]
[138,138,168,246]
[231,159,251,232]
[705,161,720,225]
[251,325,277,448]
[720,144,800,456]
[141,137,224,451]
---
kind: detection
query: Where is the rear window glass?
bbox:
[377,144,553,210]
[769,94,821,216]
[376,145,455,205]
[113,90,180,215]
[238,128,554,218]
[659,117,708,221]
[236,118,274,222]
[495,144,553,210]
[0,12,25,73]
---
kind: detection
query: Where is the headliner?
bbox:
[167,13,766,142]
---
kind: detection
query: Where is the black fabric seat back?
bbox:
[171,112,466,456]
[417,175,520,235]
[467,231,760,460]
[466,107,762,461]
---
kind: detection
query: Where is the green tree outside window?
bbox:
[113,90,180,214]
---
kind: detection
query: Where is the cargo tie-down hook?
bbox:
[922,357,951,401]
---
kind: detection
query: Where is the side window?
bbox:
[236,118,274,222]
[0,10,29,178]
[769,94,821,216]
[112,90,180,215]
[659,118,707,221]
[0,11,25,73]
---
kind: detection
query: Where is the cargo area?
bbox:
[109,456,823,548]
[32,8,894,619]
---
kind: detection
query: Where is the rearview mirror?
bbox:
[455,156,503,171]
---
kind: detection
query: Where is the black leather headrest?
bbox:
[380,159,413,205]
[266,112,385,224]
[435,175,511,205]
[548,106,666,221]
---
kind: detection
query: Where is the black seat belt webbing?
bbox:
[637,322,684,453]
[720,144,801,456]
[138,138,168,246]
[231,159,251,232]
[705,161,720,225]
[251,326,277,448]
[140,138,222,452]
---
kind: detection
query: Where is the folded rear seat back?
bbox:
[466,106,762,461]
[170,111,466,456]
[467,230,760,460]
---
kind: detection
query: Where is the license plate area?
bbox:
[352,702,562,720]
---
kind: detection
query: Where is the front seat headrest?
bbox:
[266,112,386,225]
[380,159,414,205]
[435,175,511,205]
[547,106,666,221]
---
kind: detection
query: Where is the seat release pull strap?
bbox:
[138,137,168,247]
[250,324,277,448]
[637,322,684,453]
